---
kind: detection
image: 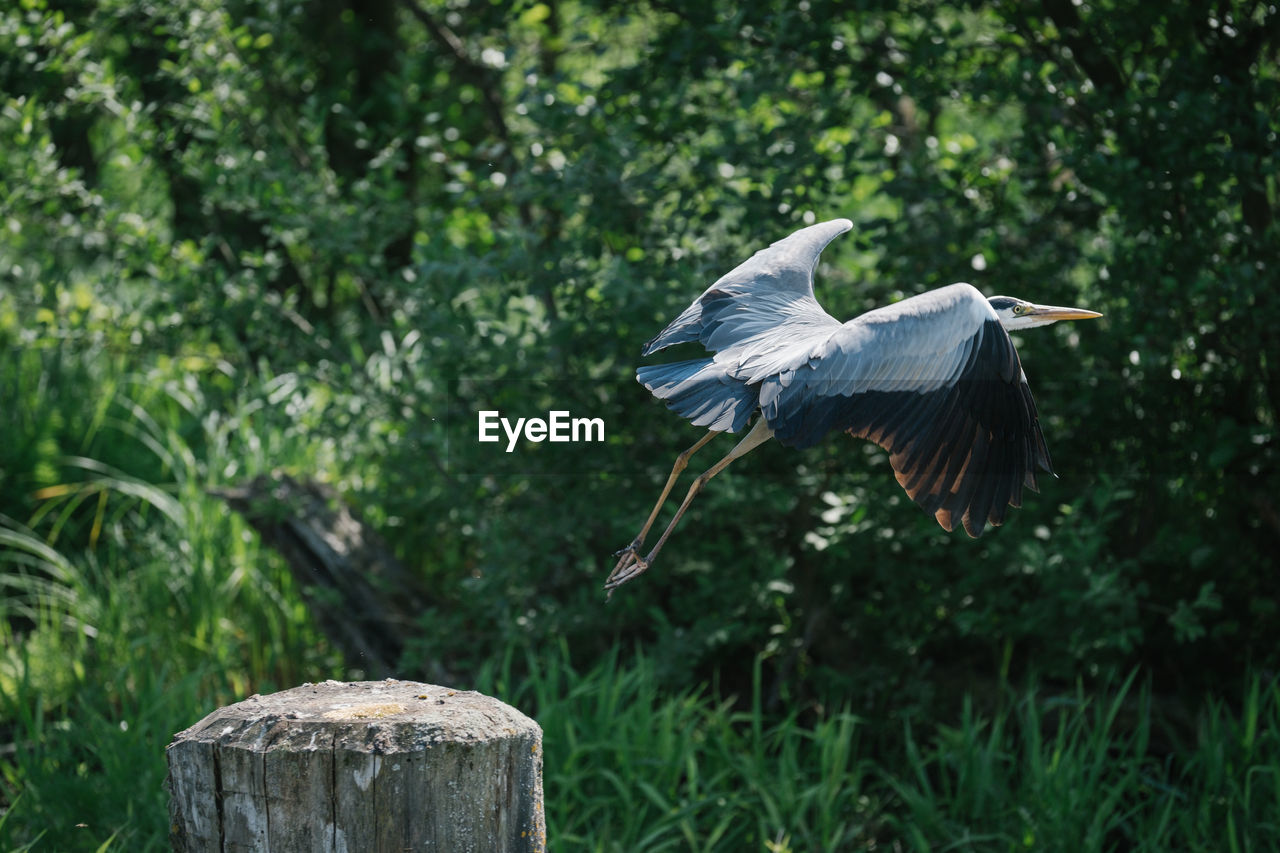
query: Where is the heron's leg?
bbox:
[612,429,719,559]
[606,419,773,593]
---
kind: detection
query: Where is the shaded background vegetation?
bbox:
[1,0,1277,848]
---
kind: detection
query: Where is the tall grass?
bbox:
[0,343,341,850]
[476,645,882,850]
[470,646,1280,852]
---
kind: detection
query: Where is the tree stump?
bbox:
[167,680,545,852]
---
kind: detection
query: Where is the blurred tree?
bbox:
[1,0,1275,715]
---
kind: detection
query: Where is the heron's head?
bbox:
[987,296,1103,331]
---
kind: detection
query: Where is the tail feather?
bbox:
[637,359,757,433]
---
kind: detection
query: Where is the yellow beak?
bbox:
[1027,304,1103,322]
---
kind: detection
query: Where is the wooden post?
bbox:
[167,680,545,852]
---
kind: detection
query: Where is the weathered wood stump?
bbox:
[167,680,545,852]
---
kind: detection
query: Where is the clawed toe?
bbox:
[605,546,650,595]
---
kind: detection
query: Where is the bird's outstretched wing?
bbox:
[642,218,852,357]
[638,219,851,434]
[754,283,1054,536]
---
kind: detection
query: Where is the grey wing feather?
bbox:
[642,218,853,356]
[755,283,1054,536]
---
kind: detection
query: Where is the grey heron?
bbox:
[607,217,1101,593]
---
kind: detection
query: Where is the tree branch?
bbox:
[402,0,515,166]
[401,0,561,324]
[1038,0,1129,96]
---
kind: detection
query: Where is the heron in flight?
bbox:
[607,218,1101,593]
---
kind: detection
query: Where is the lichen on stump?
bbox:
[167,680,545,852]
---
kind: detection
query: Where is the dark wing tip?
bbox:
[960,511,984,538]
[844,340,1054,539]
[934,507,958,534]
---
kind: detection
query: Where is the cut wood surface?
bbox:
[167,680,544,852]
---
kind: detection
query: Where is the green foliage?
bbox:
[482,647,884,849]
[0,347,340,850]
[2,0,1278,847]
[884,671,1280,850]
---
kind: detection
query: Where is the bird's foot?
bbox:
[605,543,651,598]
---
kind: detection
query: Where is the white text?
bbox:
[477,410,605,452]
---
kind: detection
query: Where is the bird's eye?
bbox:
[1013,304,1029,315]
